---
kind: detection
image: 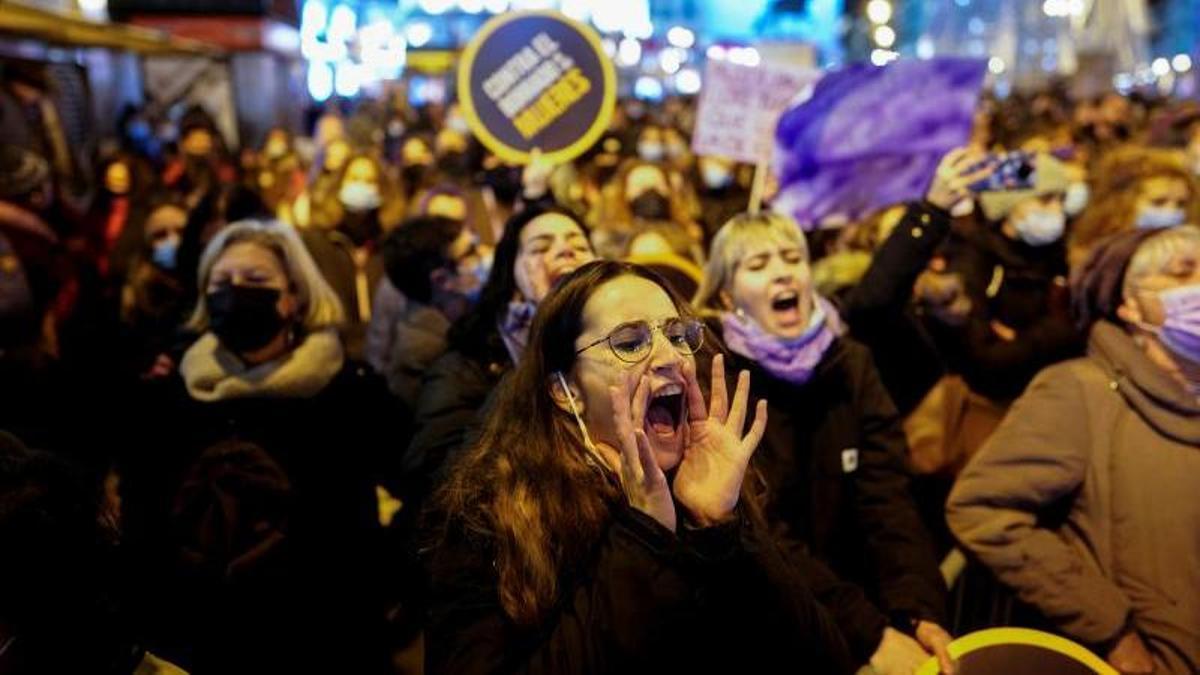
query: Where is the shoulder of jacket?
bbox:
[1029,356,1118,402]
[427,349,495,387]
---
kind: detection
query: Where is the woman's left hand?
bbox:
[672,353,768,527]
[915,621,956,674]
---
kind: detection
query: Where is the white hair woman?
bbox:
[949,225,1200,675]
[120,219,397,673]
[184,218,345,396]
[696,212,955,675]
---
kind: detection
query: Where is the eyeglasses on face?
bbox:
[575,317,704,364]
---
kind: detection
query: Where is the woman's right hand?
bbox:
[515,255,551,304]
[1107,630,1155,674]
[610,374,677,532]
[925,147,994,211]
[869,627,933,675]
[522,147,555,199]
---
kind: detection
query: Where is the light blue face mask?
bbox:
[701,164,733,190]
[463,255,492,304]
[152,239,179,270]
[1135,206,1186,230]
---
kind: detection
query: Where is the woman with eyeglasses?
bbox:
[424,260,853,674]
[695,213,953,675]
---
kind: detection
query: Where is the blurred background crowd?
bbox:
[2,0,1200,674]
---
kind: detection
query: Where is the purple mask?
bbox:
[721,295,842,385]
[1156,284,1200,364]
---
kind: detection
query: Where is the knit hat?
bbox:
[979,153,1070,222]
[0,145,50,200]
[1069,227,1163,330]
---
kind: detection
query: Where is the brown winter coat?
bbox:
[946,320,1200,673]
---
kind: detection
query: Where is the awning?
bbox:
[0,0,221,55]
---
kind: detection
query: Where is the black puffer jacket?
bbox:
[718,330,947,663]
[399,348,506,520]
[842,202,954,415]
[425,503,855,674]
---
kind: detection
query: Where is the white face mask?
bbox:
[555,371,609,475]
[1136,206,1186,230]
[1063,182,1090,217]
[638,142,664,162]
[339,181,382,212]
[1014,210,1065,246]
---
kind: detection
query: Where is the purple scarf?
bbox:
[721,295,842,385]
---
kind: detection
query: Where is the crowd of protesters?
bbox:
[1,59,1199,675]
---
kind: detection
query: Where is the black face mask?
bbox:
[340,209,382,247]
[629,191,670,220]
[207,285,287,354]
[437,152,471,177]
[402,165,429,193]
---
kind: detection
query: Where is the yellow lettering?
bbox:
[509,68,594,140]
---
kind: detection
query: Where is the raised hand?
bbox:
[514,254,552,303]
[521,147,555,199]
[672,353,768,527]
[609,373,677,532]
[925,147,994,211]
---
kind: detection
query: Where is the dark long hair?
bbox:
[445,204,590,366]
[434,260,766,626]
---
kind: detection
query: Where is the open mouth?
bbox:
[771,290,800,312]
[548,263,581,288]
[645,383,685,438]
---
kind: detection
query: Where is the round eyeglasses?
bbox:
[575,317,705,364]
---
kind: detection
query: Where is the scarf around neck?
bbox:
[720,294,842,385]
[498,297,538,364]
[181,328,345,402]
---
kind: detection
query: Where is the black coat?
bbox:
[699,185,752,240]
[942,221,1084,401]
[721,333,947,662]
[119,362,402,675]
[842,202,953,415]
[425,503,855,674]
[401,342,509,522]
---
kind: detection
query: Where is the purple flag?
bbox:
[773,57,986,229]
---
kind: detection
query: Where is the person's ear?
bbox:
[548,372,583,415]
[278,289,300,320]
[1116,294,1144,326]
[718,290,735,312]
[430,267,454,295]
